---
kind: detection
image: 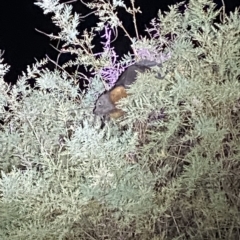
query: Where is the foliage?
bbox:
[0,0,240,239]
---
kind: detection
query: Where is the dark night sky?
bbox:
[0,0,238,84]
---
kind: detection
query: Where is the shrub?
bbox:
[0,0,240,239]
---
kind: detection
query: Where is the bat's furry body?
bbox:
[93,60,160,118]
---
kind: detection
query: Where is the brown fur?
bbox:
[108,86,128,119]
[109,86,127,103]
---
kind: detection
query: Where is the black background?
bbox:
[0,0,238,84]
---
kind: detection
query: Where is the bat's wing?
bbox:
[114,60,162,88]
[115,64,150,88]
[136,59,160,67]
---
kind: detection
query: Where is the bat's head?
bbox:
[93,86,127,118]
[93,92,115,116]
